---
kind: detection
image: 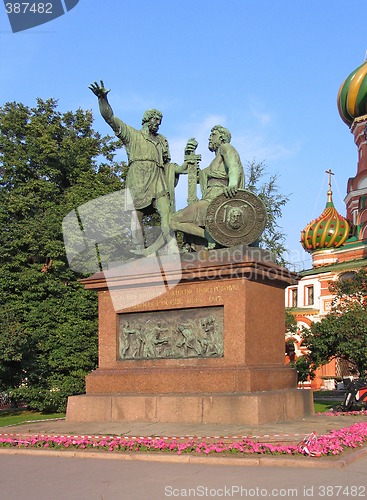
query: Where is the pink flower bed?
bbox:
[318,411,366,416]
[1,420,367,457]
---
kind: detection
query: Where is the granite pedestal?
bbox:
[66,246,313,425]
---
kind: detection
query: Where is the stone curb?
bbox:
[0,445,365,469]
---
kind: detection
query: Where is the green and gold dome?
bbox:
[301,187,350,253]
[338,60,367,126]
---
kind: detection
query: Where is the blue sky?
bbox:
[1,1,366,269]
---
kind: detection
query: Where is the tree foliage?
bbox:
[246,160,290,265]
[0,98,125,411]
[285,309,298,335]
[302,269,367,376]
[285,310,315,383]
[290,356,316,383]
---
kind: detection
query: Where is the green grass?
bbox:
[0,410,65,427]
[314,400,341,413]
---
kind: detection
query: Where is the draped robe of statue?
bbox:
[114,119,178,214]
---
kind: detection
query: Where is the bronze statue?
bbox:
[90,82,266,253]
[89,80,194,251]
[170,125,244,249]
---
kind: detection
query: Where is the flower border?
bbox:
[1,419,367,457]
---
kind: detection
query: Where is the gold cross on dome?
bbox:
[325,168,334,192]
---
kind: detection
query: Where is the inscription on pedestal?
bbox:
[118,307,224,360]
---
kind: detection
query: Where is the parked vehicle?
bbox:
[335,378,367,411]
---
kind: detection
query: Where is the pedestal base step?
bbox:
[66,389,313,426]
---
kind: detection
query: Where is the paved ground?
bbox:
[0,412,363,442]
[1,451,367,499]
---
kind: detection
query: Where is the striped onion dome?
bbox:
[338,60,367,126]
[301,190,350,252]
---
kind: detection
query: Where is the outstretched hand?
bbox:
[89,80,110,98]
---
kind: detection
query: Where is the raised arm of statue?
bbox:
[89,80,121,134]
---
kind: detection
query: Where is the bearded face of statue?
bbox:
[208,129,222,152]
[226,207,244,230]
[147,115,162,135]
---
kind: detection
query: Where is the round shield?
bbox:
[205,189,267,247]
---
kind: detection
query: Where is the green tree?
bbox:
[302,268,367,376]
[284,310,314,383]
[291,356,315,384]
[0,98,125,411]
[285,309,298,335]
[246,160,290,265]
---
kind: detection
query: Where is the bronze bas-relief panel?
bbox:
[118,306,224,360]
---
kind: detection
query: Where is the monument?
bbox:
[65,82,313,424]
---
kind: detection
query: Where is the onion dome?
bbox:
[301,182,350,253]
[338,60,367,126]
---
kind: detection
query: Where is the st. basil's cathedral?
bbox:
[285,59,367,389]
